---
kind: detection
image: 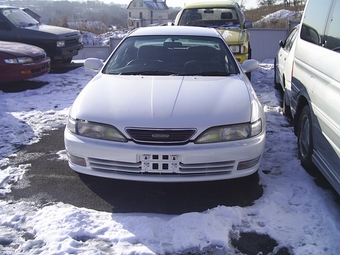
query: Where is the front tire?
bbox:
[297,105,314,169]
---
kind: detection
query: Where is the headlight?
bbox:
[195,119,262,144]
[4,57,34,64]
[56,40,65,47]
[229,44,248,54]
[67,117,127,142]
[229,45,241,54]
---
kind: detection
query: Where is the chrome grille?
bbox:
[88,156,235,176]
[65,38,79,46]
[125,128,196,144]
[88,158,140,172]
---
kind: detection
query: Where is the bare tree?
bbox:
[284,0,291,6]
[257,0,277,6]
[235,0,248,9]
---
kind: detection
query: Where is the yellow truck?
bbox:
[174,1,252,64]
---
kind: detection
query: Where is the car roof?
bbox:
[129,26,222,38]
[181,0,236,9]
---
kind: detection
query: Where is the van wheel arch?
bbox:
[297,104,316,170]
[293,96,308,135]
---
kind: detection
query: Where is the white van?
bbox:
[291,0,340,194]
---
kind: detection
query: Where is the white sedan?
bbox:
[64,26,266,182]
[274,25,299,116]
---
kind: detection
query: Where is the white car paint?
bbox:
[71,75,252,130]
[64,26,266,182]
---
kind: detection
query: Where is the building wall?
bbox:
[127,0,169,28]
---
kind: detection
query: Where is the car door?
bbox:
[278,26,298,90]
[283,26,298,92]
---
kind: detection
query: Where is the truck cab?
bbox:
[174,1,252,64]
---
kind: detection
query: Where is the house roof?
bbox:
[128,0,169,10]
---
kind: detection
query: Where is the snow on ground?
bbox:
[0,60,340,255]
[254,9,302,27]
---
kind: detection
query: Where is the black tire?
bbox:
[248,44,252,59]
[297,105,314,169]
[282,86,292,117]
[274,58,280,90]
[246,44,252,81]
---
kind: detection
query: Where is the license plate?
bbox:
[140,154,181,172]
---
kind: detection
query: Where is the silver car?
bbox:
[64,26,266,182]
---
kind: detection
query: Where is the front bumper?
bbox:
[53,43,83,60]
[64,128,266,182]
[1,58,50,83]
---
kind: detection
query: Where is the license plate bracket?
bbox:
[140,154,181,172]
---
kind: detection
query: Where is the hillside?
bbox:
[245,4,304,28]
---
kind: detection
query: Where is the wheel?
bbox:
[274,58,280,90]
[297,105,314,169]
[248,44,252,59]
[282,83,292,117]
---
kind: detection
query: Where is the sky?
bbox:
[0,10,339,255]
[105,0,259,9]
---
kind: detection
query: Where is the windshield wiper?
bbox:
[27,23,38,27]
[117,70,181,76]
[19,22,38,28]
[186,71,231,76]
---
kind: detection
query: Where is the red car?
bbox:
[0,41,50,83]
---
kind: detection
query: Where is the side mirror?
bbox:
[84,58,104,71]
[244,20,252,29]
[279,40,285,48]
[241,59,259,73]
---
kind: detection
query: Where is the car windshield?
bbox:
[178,8,240,28]
[2,8,39,28]
[103,35,239,76]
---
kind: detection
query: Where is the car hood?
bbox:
[218,28,247,44]
[25,24,80,37]
[70,74,252,131]
[0,41,45,57]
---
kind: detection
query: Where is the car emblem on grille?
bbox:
[152,134,169,138]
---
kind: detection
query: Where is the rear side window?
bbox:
[324,0,340,53]
[300,0,333,45]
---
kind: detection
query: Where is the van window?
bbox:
[324,0,340,53]
[300,0,332,46]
